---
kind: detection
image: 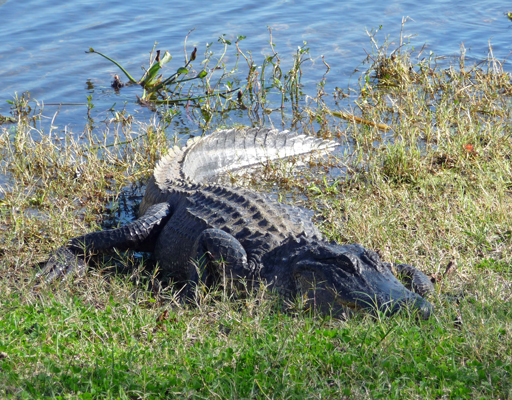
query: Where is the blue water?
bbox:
[0,0,510,134]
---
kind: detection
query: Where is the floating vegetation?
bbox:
[86,45,223,104]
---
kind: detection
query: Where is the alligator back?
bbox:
[140,127,337,216]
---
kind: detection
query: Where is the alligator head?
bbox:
[263,238,433,319]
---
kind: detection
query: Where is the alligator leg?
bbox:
[384,262,435,298]
[37,203,172,283]
[193,228,252,289]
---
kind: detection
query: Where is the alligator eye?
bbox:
[333,253,361,274]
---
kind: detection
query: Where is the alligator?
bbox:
[39,127,434,318]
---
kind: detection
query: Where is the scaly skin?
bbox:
[40,127,434,318]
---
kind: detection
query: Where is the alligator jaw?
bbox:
[346,277,434,320]
[297,271,434,320]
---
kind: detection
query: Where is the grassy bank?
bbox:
[1,34,512,398]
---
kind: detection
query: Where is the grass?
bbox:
[1,27,512,398]
[3,291,510,399]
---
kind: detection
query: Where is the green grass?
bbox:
[2,285,511,398]
[1,28,512,398]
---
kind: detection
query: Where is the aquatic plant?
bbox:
[86,43,229,104]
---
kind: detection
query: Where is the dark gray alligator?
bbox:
[39,127,434,318]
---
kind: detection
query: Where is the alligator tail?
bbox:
[139,127,337,216]
[156,127,337,186]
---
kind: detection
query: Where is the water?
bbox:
[0,0,510,136]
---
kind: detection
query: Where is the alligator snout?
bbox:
[368,289,434,320]
[347,262,434,319]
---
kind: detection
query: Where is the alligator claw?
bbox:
[37,246,87,283]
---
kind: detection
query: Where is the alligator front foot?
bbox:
[385,262,435,298]
[194,228,252,289]
[37,245,87,283]
[37,202,172,284]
